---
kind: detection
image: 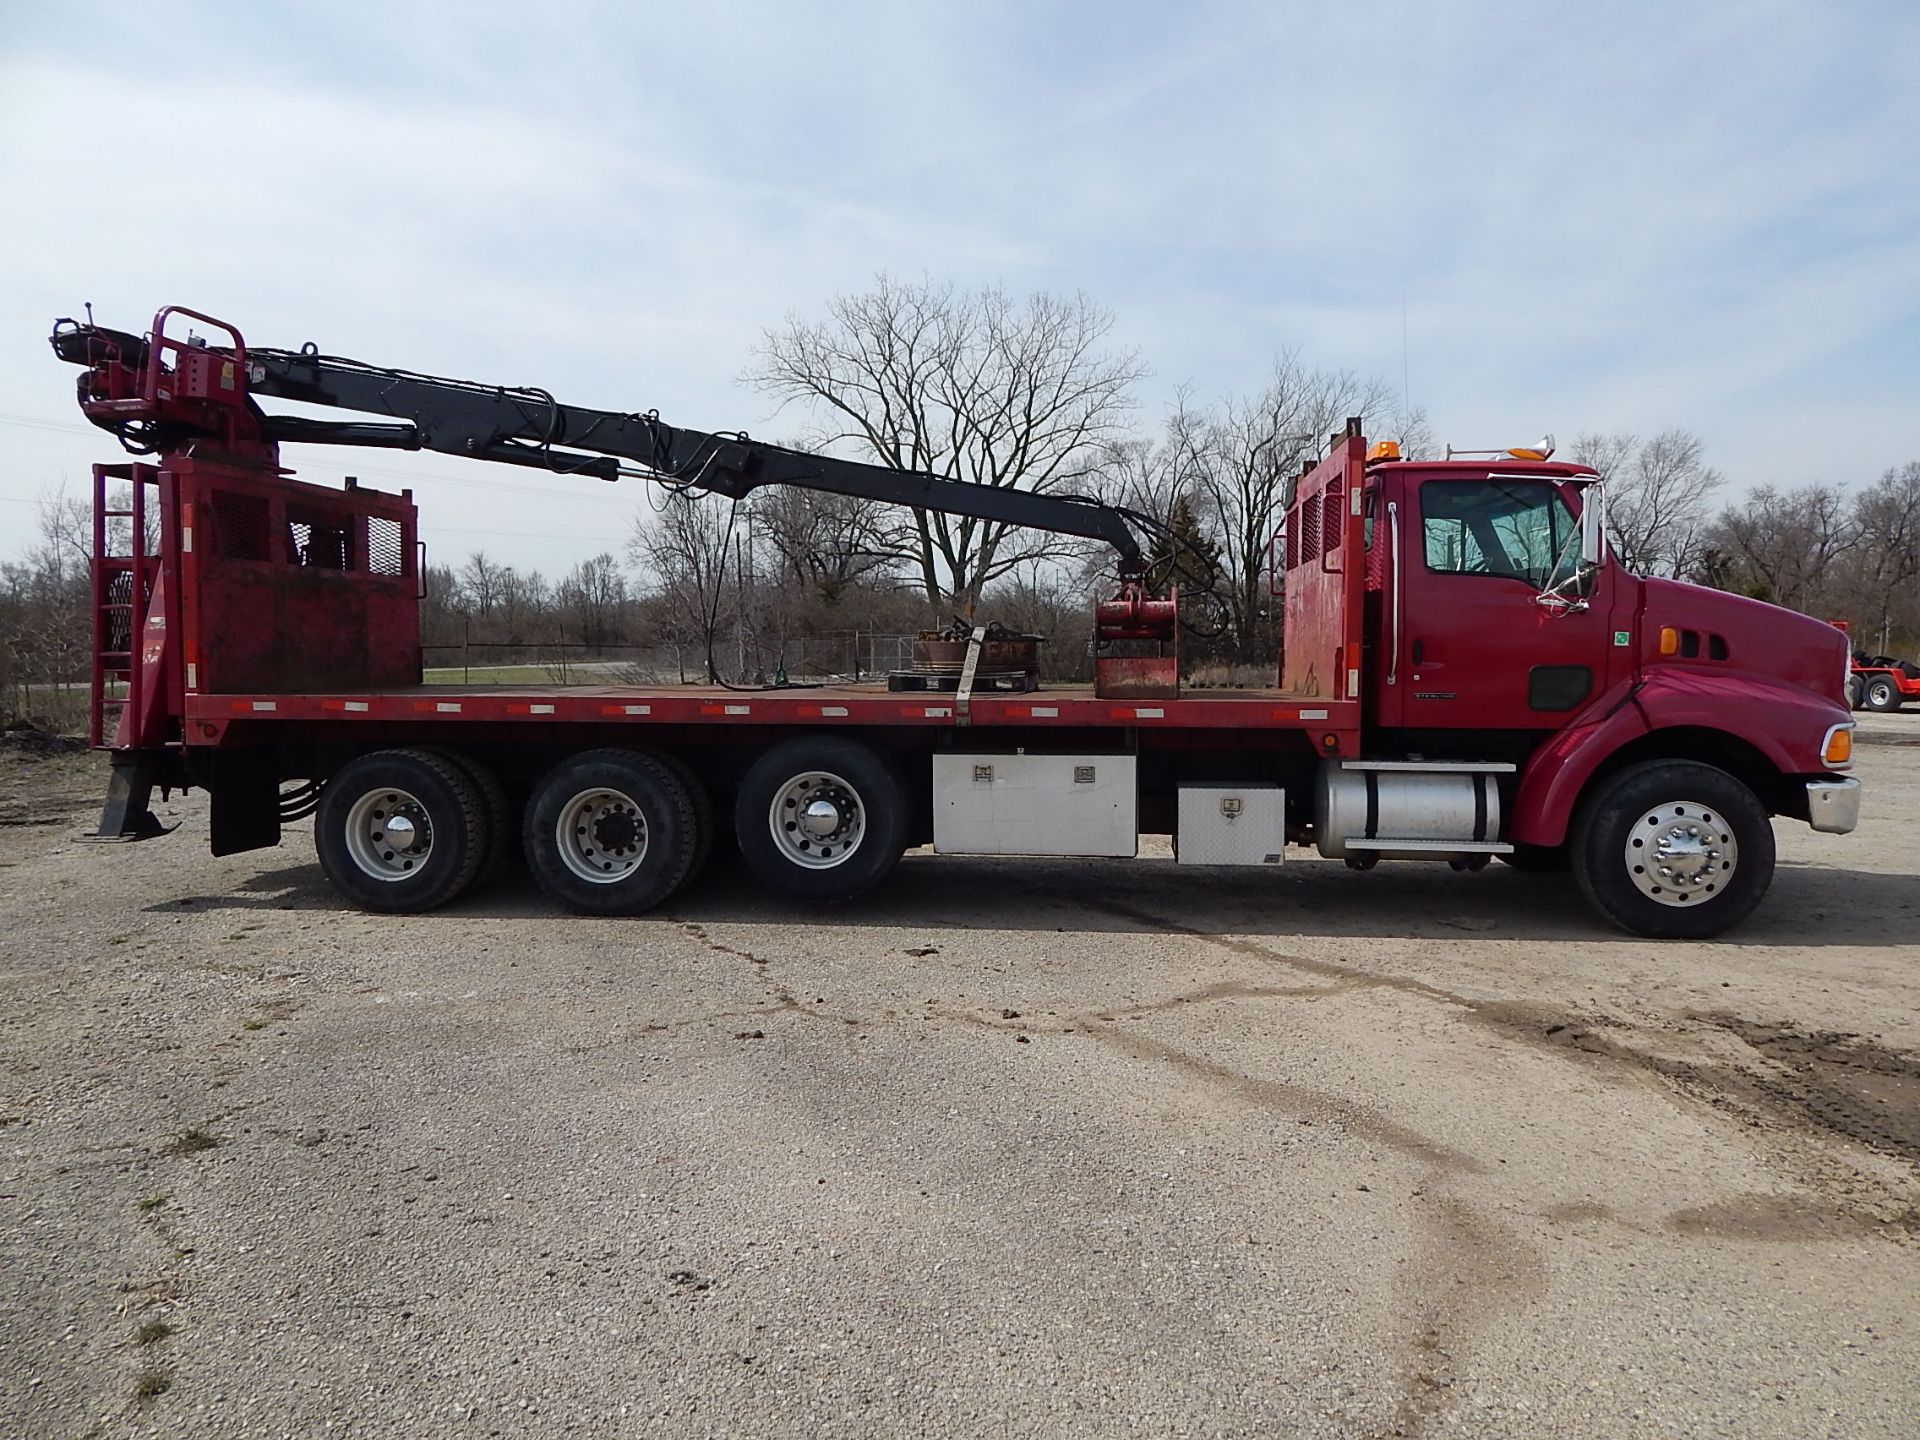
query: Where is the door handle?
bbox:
[1387,501,1400,687]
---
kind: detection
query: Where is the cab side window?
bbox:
[1421,480,1573,588]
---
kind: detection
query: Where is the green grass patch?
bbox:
[134,1319,174,1347]
[136,1193,169,1213]
[422,663,562,684]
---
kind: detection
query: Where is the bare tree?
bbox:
[1839,462,1920,652]
[556,553,627,649]
[755,488,900,604]
[748,276,1144,609]
[1572,429,1723,576]
[459,551,506,617]
[628,494,739,666]
[1188,355,1396,664]
[1698,483,1857,610]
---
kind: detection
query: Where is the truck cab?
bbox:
[1322,444,1860,935]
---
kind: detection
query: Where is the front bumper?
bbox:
[1806,777,1862,834]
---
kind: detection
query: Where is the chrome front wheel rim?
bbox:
[768,770,865,870]
[1624,799,1737,907]
[343,787,434,882]
[556,787,649,884]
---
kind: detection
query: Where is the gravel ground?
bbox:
[3,713,1919,1439]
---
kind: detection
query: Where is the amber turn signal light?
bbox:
[1658,626,1679,656]
[1823,728,1852,766]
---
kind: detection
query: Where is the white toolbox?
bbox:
[1177,784,1286,866]
[932,753,1137,857]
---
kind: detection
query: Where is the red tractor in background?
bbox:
[1833,622,1920,711]
[1850,655,1920,713]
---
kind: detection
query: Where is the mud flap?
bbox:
[208,748,282,856]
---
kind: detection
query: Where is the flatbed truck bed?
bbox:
[189,683,1358,740]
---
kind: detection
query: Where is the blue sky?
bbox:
[2,0,1915,577]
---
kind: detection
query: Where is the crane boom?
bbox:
[51,316,1146,569]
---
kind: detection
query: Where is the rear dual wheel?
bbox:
[734,736,908,903]
[523,748,705,915]
[315,748,491,913]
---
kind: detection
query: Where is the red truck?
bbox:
[50,307,1860,939]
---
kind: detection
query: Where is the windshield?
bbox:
[1420,479,1577,589]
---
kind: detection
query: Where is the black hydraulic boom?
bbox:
[51,317,1146,570]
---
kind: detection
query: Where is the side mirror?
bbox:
[1536,480,1605,614]
[1579,478,1606,566]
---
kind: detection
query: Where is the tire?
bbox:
[1498,842,1570,873]
[1570,760,1774,939]
[652,750,714,890]
[1845,674,1864,712]
[314,748,489,913]
[1863,675,1900,712]
[449,752,516,888]
[523,748,697,915]
[734,736,908,903]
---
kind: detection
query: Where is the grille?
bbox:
[367,516,405,576]
[212,491,271,561]
[1321,480,1344,553]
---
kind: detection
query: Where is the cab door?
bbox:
[1378,474,1624,733]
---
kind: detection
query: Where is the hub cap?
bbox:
[556,787,649,884]
[343,788,434,882]
[1624,800,1737,907]
[769,770,865,870]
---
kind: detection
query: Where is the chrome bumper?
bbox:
[1806,777,1861,834]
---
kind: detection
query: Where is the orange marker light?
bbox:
[1823,728,1852,766]
[1658,626,1679,656]
[1367,441,1401,462]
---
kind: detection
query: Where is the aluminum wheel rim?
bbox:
[769,769,865,871]
[1869,680,1894,706]
[556,787,649,884]
[1624,799,1737,907]
[343,787,434,882]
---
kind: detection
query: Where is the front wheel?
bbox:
[1863,675,1901,712]
[1570,760,1774,939]
[734,737,908,903]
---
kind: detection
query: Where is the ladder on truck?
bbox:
[88,462,158,750]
